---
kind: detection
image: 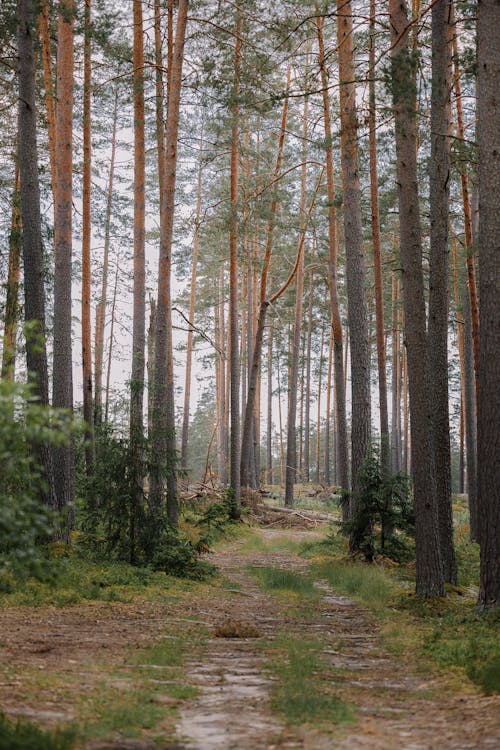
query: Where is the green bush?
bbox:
[78,426,215,580]
[342,445,414,561]
[0,381,73,585]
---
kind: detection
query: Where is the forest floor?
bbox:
[0,521,499,749]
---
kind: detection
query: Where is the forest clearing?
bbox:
[1,0,499,746]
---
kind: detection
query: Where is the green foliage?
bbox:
[0,381,73,585]
[342,446,414,561]
[0,713,75,750]
[78,426,214,581]
[268,638,353,725]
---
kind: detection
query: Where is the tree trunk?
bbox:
[228,12,243,517]
[147,298,156,439]
[105,262,119,425]
[94,87,118,424]
[324,326,334,486]
[81,0,94,472]
[303,242,315,484]
[368,0,389,472]
[390,0,444,597]
[336,1,372,524]
[151,0,189,526]
[52,0,75,534]
[37,0,56,206]
[129,0,146,561]
[17,0,56,513]
[316,16,349,493]
[428,0,456,584]
[285,69,308,508]
[451,4,480,398]
[476,0,500,608]
[390,271,401,473]
[315,325,325,485]
[2,166,21,381]
[452,239,467,496]
[181,136,203,473]
[266,323,273,484]
[462,276,478,542]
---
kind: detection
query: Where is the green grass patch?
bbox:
[248,565,318,597]
[83,686,166,738]
[0,713,76,750]
[312,559,394,611]
[268,637,353,725]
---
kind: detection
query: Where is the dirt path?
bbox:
[0,527,498,749]
[176,529,500,750]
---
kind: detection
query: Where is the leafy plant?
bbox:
[0,381,74,586]
[341,445,414,561]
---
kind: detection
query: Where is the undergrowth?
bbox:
[0,713,76,750]
[248,565,318,597]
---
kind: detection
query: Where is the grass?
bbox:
[267,637,353,725]
[0,714,76,750]
[312,559,395,612]
[248,565,319,597]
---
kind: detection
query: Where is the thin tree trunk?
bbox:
[277,347,285,486]
[336,1,371,527]
[105,263,119,426]
[451,3,480,398]
[452,239,466,495]
[368,0,389,472]
[2,166,21,381]
[303,243,315,483]
[391,271,401,472]
[462,278,478,542]
[147,298,156,439]
[17,0,56,513]
[315,325,325,485]
[181,136,203,473]
[324,325,334,486]
[285,65,308,507]
[52,0,75,534]
[94,87,118,423]
[151,0,189,527]
[390,0,444,597]
[129,0,146,561]
[316,16,349,493]
[228,12,243,516]
[81,0,94,472]
[266,323,273,484]
[428,0,456,584]
[37,0,56,205]
[476,0,500,607]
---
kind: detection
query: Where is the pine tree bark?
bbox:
[150,0,189,526]
[129,0,146,560]
[476,0,500,608]
[428,0,456,584]
[266,323,273,484]
[368,0,389,472]
[316,16,349,493]
[324,326,334,486]
[181,136,203,473]
[336,1,372,523]
[2,166,21,381]
[52,0,75,533]
[94,87,118,423]
[390,0,444,597]
[81,0,94,471]
[37,0,56,206]
[228,12,243,516]
[462,276,478,542]
[17,0,57,514]
[303,250,314,484]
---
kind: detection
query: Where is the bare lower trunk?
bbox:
[477,0,500,607]
[390,0,444,597]
[2,166,21,380]
[428,0,456,584]
[52,0,75,536]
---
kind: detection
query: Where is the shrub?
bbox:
[0,381,74,585]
